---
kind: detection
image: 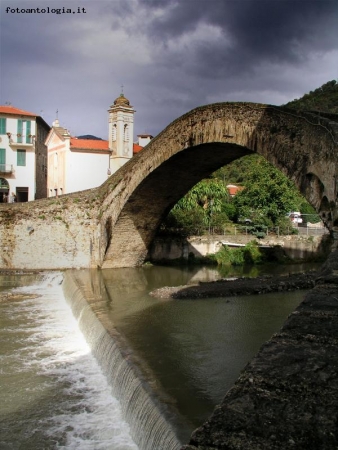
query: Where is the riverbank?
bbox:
[150,271,318,299]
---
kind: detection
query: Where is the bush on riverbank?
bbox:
[211,241,265,266]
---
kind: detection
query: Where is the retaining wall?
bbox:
[149,234,332,263]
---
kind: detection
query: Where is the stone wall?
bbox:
[0,192,100,269]
[35,118,50,199]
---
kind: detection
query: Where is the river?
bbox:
[0,263,320,449]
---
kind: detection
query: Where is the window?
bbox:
[124,124,129,141]
[17,149,26,166]
[0,118,6,134]
[0,177,9,188]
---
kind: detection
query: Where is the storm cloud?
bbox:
[1,0,337,138]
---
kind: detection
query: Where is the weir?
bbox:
[62,270,183,450]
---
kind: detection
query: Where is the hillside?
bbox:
[285,80,338,113]
[77,135,103,140]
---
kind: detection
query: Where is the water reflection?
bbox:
[67,263,318,433]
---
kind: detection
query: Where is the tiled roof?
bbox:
[70,138,109,150]
[133,143,143,153]
[0,105,37,117]
[70,139,143,153]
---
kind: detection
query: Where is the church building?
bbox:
[45,93,152,197]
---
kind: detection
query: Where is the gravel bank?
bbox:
[150,271,318,299]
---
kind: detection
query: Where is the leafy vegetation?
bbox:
[285,80,338,114]
[159,178,231,236]
[161,154,311,236]
[231,155,303,225]
[211,241,265,266]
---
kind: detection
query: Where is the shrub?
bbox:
[212,241,265,266]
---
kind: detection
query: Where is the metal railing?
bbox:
[160,223,329,238]
[0,164,13,174]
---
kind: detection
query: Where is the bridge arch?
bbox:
[97,102,338,268]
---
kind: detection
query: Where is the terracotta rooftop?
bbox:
[0,105,37,117]
[69,139,143,154]
[133,143,143,153]
[70,138,109,150]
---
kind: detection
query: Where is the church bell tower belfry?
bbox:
[108,92,135,173]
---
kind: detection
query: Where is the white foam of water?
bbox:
[9,272,138,450]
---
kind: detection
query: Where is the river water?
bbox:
[0,263,320,449]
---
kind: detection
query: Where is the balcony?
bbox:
[0,164,13,174]
[8,134,34,148]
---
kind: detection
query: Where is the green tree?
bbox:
[232,155,302,224]
[299,201,320,224]
[285,80,338,113]
[162,178,230,235]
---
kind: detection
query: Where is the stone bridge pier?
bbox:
[0,102,337,270]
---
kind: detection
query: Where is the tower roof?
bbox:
[112,93,131,107]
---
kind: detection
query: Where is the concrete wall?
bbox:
[148,234,332,263]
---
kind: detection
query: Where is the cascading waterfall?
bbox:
[62,271,182,450]
[0,272,138,450]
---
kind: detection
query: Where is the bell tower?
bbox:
[108,91,135,172]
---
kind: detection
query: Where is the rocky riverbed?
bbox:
[0,292,40,302]
[150,271,318,299]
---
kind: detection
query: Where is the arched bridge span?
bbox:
[97,102,338,268]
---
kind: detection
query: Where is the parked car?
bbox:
[287,212,303,224]
[238,217,253,225]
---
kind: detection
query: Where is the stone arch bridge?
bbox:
[0,102,338,270]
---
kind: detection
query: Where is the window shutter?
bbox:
[17,149,26,166]
[0,119,6,134]
[26,121,31,143]
[0,148,6,165]
[17,120,23,143]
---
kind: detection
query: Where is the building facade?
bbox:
[46,122,111,197]
[0,106,50,202]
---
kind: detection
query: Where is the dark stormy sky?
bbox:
[1,0,337,140]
